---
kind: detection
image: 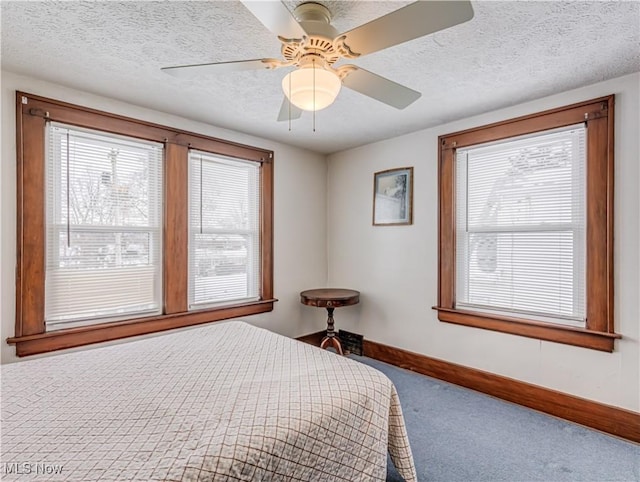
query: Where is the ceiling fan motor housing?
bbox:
[281,2,345,67]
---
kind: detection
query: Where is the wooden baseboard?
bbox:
[295,331,325,346]
[296,332,640,443]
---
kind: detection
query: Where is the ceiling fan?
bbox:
[162,1,474,121]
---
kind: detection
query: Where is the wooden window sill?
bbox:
[8,299,277,357]
[433,306,620,352]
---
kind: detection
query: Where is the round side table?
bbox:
[300,288,360,355]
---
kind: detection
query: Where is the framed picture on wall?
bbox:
[373,167,413,225]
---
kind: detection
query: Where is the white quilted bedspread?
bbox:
[1,321,416,481]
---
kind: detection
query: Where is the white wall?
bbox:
[327,73,640,412]
[0,71,328,364]
[4,71,638,413]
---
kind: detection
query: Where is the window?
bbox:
[455,125,586,326]
[10,92,274,356]
[188,151,260,309]
[46,123,163,329]
[436,96,618,352]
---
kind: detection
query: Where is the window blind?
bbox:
[188,150,261,309]
[45,122,163,329]
[455,124,586,325]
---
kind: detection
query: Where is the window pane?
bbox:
[191,234,256,305]
[45,123,163,327]
[188,151,260,309]
[456,125,586,324]
[461,231,582,321]
[55,231,152,269]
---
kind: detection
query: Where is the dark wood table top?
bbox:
[300,288,360,308]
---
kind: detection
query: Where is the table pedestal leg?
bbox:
[320,306,343,355]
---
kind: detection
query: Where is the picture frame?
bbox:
[372,167,413,226]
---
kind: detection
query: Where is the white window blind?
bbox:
[188,150,260,309]
[45,122,163,329]
[455,124,586,325]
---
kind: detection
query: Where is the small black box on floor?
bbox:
[339,330,363,356]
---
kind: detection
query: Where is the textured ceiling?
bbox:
[2,1,639,154]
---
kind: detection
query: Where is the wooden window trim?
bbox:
[434,96,618,352]
[9,92,275,357]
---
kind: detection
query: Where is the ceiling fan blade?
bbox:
[241,1,307,39]
[162,59,272,78]
[342,67,421,109]
[277,97,302,122]
[338,1,473,57]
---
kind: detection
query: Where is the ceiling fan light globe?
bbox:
[282,68,341,112]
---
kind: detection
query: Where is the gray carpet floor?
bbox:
[353,356,640,482]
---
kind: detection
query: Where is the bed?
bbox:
[1,321,417,481]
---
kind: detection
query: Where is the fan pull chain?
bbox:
[66,130,71,248]
[199,155,203,235]
[288,71,292,132]
[312,58,316,132]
